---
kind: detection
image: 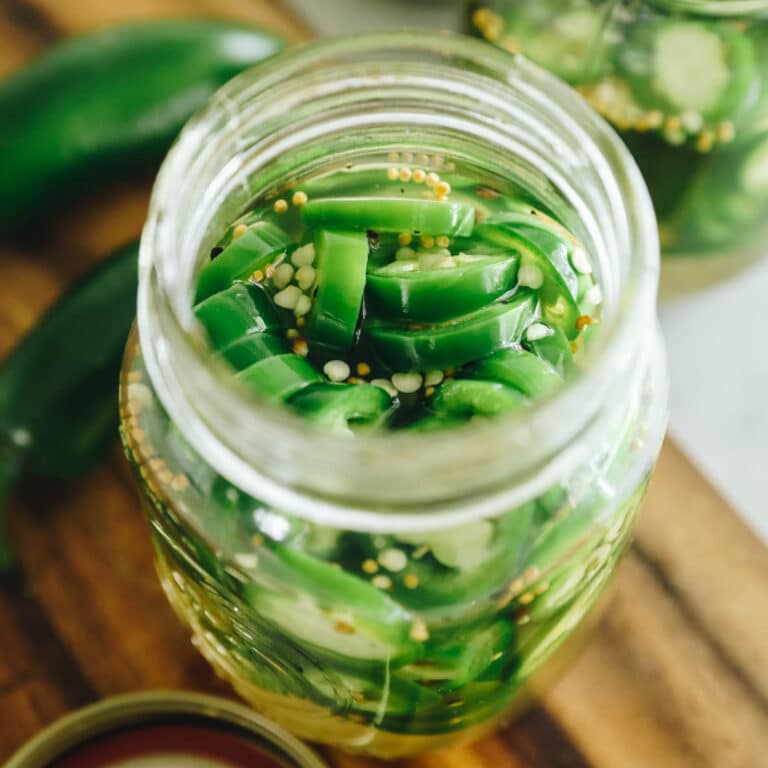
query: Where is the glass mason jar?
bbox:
[468,0,768,292]
[119,33,667,758]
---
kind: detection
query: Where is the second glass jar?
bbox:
[469,0,768,290]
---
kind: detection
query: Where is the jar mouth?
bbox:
[138,32,661,528]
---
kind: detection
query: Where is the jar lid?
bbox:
[6,691,329,768]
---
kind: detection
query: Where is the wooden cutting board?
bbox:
[1,1,767,766]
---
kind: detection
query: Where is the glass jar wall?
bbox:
[120,33,668,757]
[468,0,768,291]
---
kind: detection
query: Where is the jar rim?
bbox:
[138,31,663,529]
[5,691,328,768]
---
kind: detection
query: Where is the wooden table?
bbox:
[1,1,767,765]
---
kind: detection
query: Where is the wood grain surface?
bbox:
[1,1,767,766]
